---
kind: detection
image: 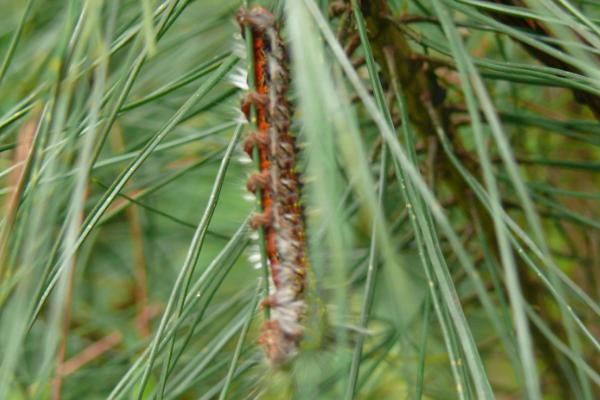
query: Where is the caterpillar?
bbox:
[236,6,308,366]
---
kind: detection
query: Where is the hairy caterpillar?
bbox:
[236,6,308,365]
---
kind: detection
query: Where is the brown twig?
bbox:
[57,332,123,376]
[110,126,150,338]
[52,206,86,400]
[0,110,39,281]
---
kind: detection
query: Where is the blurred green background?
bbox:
[0,0,598,399]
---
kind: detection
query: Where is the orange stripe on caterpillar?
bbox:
[238,6,279,284]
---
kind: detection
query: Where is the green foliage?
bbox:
[0,0,598,398]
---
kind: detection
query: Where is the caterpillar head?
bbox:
[236,6,276,37]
